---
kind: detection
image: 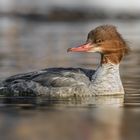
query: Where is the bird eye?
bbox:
[96,39,102,43]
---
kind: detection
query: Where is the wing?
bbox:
[3,67,95,87]
[0,67,95,97]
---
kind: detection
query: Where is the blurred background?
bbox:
[0,0,140,78]
[0,0,140,140]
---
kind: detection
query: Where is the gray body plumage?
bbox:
[0,63,124,97]
[0,68,94,97]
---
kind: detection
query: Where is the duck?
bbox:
[0,25,130,97]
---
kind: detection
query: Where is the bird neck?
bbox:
[90,60,124,95]
[100,52,124,65]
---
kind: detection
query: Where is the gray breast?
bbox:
[90,63,124,95]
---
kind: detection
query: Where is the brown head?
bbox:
[68,25,130,64]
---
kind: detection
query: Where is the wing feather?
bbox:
[3,67,95,88]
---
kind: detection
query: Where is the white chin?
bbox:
[87,47,102,53]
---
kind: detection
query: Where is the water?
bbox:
[0,18,140,140]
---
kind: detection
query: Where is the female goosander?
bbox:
[0,25,130,97]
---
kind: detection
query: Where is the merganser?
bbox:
[0,25,130,97]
